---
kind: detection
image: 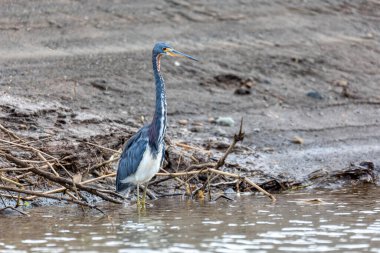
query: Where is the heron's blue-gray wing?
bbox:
[160,142,166,166]
[116,127,148,192]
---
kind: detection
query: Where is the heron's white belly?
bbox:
[133,144,163,184]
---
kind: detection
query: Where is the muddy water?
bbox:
[1,186,380,253]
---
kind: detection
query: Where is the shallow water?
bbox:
[1,186,380,253]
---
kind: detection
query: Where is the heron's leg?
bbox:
[142,184,148,207]
[136,184,140,207]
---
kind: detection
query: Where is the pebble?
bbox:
[292,136,304,144]
[306,91,323,100]
[190,126,203,133]
[192,121,203,126]
[178,119,188,125]
[334,79,348,87]
[208,117,216,123]
[234,87,251,95]
[215,117,235,127]
[224,188,236,194]
[214,141,230,149]
[214,127,227,137]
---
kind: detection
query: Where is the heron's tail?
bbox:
[116,181,134,193]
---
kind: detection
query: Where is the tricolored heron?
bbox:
[116,42,198,206]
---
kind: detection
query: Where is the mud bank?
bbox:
[1,1,380,208]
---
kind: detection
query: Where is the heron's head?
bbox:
[153,42,198,61]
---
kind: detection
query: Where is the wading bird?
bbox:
[116,42,197,207]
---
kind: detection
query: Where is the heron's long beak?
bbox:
[167,49,198,61]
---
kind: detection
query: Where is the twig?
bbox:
[16,172,33,179]
[0,205,29,216]
[208,168,276,201]
[211,179,239,187]
[174,142,212,155]
[82,141,121,154]
[0,185,104,214]
[154,168,276,201]
[0,139,57,161]
[212,194,234,202]
[191,118,245,198]
[215,118,244,169]
[0,175,24,187]
[2,153,121,204]
[184,162,216,172]
[0,124,24,141]
[96,188,126,199]
[156,170,203,177]
[29,166,122,204]
[37,152,59,177]
[26,173,117,200]
[88,157,119,173]
[0,167,33,172]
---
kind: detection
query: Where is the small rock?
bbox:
[234,87,251,95]
[300,198,324,204]
[90,80,108,91]
[262,79,271,85]
[365,33,374,39]
[306,91,323,100]
[56,119,66,124]
[333,79,348,87]
[214,73,242,83]
[208,117,216,123]
[224,188,236,194]
[190,126,202,133]
[262,147,275,152]
[214,141,230,149]
[192,121,203,126]
[216,117,235,127]
[178,119,188,125]
[292,136,304,144]
[29,125,38,131]
[243,78,255,88]
[214,127,227,137]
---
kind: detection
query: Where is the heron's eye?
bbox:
[163,48,168,52]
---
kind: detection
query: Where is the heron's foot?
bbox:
[141,199,153,208]
[140,184,149,208]
[134,196,146,209]
[140,198,146,209]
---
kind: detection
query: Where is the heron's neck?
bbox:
[149,54,167,151]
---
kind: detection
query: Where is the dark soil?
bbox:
[1,0,380,203]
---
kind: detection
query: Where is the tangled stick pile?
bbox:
[0,119,277,215]
[1,114,378,216]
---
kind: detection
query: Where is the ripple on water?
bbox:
[44,237,76,242]
[289,220,313,224]
[202,220,224,225]
[2,188,380,253]
[21,240,47,244]
[30,247,64,253]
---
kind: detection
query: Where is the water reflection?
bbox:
[1,186,380,252]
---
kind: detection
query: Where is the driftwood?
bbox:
[0,126,124,214]
[154,118,276,201]
[0,185,104,214]
[0,117,279,215]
